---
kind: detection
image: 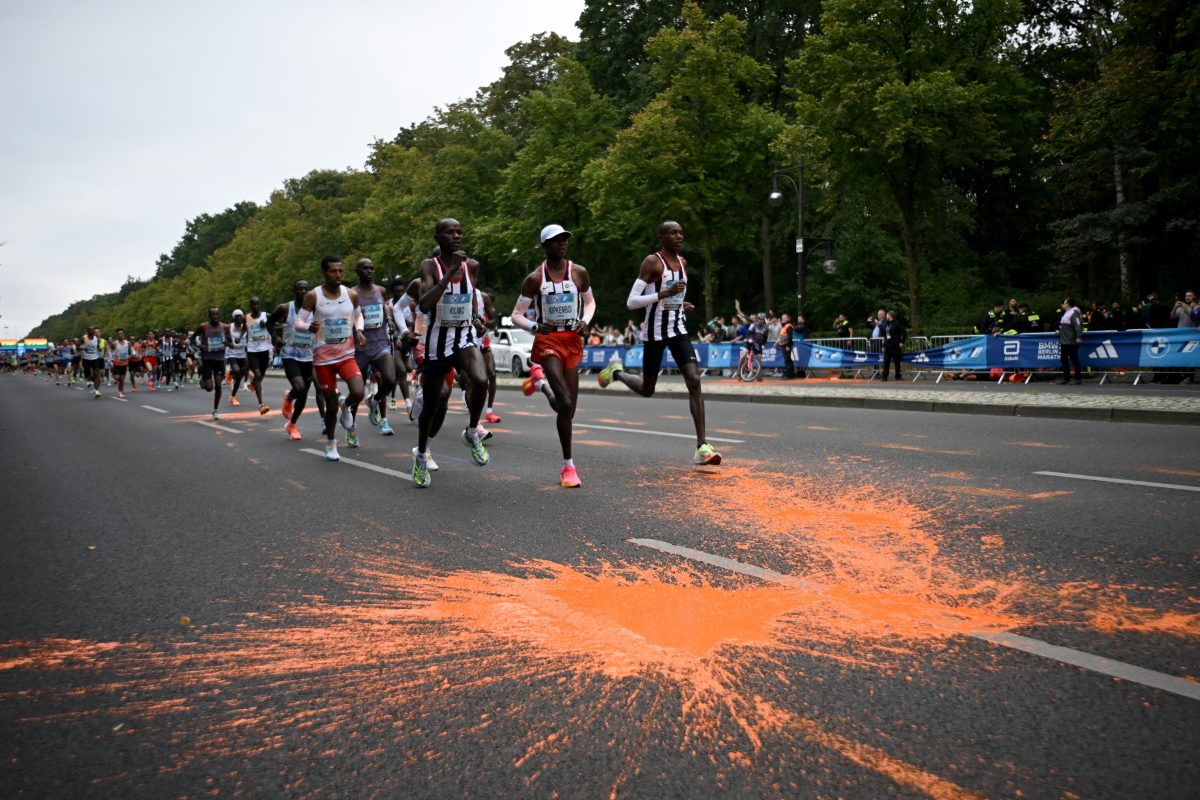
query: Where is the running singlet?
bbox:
[422,257,477,362]
[640,252,689,342]
[313,285,355,366]
[111,340,131,366]
[534,261,581,332]
[281,302,315,362]
[159,339,174,359]
[81,337,101,361]
[142,340,158,359]
[357,285,390,355]
[226,326,247,359]
[200,322,227,359]
[246,312,272,353]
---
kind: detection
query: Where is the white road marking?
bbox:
[628,537,1200,702]
[301,448,413,482]
[194,420,243,434]
[142,406,168,414]
[110,396,128,402]
[575,422,745,443]
[1034,471,1200,493]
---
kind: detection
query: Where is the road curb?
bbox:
[497,381,1200,426]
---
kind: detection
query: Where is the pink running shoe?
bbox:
[484,411,501,424]
[559,464,581,488]
[523,363,545,396]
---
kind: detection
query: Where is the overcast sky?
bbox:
[0,0,584,338]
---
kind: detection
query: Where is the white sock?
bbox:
[563,458,574,467]
[534,379,547,390]
[486,406,494,414]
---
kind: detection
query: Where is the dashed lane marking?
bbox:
[1033,471,1200,493]
[575,422,745,444]
[194,420,244,434]
[628,537,1200,703]
[142,406,168,413]
[300,448,413,482]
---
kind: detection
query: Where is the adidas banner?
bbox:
[580,329,1199,373]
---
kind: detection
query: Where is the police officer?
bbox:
[880,310,906,381]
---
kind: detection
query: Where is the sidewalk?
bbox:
[494,373,1200,426]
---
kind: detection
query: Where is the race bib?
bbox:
[206,333,225,352]
[249,325,270,342]
[661,278,685,309]
[438,294,471,326]
[362,303,384,329]
[292,330,316,349]
[323,317,350,344]
[545,292,577,324]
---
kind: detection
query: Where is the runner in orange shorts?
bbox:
[510,224,596,488]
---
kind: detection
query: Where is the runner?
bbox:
[478,287,501,425]
[411,219,491,487]
[269,278,326,440]
[597,220,722,466]
[159,331,176,391]
[351,258,399,437]
[142,330,160,390]
[510,224,595,487]
[295,256,368,461]
[226,309,249,407]
[244,297,272,414]
[79,326,105,398]
[388,276,415,413]
[194,307,231,419]
[110,328,132,399]
[401,273,447,470]
[127,335,142,391]
[53,339,73,385]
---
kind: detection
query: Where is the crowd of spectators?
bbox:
[979,291,1200,336]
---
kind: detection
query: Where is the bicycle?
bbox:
[737,344,763,382]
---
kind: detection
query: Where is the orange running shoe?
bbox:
[484,411,501,423]
[285,422,301,440]
[258,403,270,415]
[281,392,293,421]
[230,396,240,407]
[522,363,545,396]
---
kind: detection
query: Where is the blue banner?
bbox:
[578,328,1200,373]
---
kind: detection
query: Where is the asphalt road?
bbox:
[1,373,1197,799]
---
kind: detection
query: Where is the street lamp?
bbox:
[769,157,806,318]
[769,157,834,318]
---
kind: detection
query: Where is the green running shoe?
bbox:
[693,442,722,466]
[462,427,490,466]
[597,355,623,388]
[412,455,431,487]
[346,429,359,448]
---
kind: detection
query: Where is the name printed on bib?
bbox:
[362,303,384,329]
[323,318,351,344]
[438,294,472,326]
[545,292,577,324]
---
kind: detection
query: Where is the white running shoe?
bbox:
[339,398,355,431]
[412,446,438,471]
[325,440,340,461]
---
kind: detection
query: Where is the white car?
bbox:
[491,327,535,376]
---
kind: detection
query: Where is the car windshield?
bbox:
[505,329,534,344]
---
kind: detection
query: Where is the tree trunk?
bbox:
[760,214,774,312]
[702,227,716,321]
[901,198,921,332]
[1113,149,1131,299]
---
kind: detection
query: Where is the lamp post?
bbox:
[769,157,809,318]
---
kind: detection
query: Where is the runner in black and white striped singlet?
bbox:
[411,218,492,486]
[595,220,722,467]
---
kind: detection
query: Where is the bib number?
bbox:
[206,334,225,352]
[250,325,270,342]
[545,292,577,325]
[323,318,350,344]
[362,303,384,329]
[438,294,471,327]
[291,330,315,349]
[661,278,684,309]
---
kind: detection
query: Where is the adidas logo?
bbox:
[913,352,930,363]
[1089,340,1119,359]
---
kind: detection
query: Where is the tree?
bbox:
[787,0,1031,331]
[585,2,784,318]
[154,201,259,280]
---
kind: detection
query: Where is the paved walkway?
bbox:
[495,373,1200,425]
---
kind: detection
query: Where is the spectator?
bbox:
[832,314,853,338]
[879,310,906,381]
[868,308,885,338]
[1020,303,1042,332]
[1107,302,1127,332]
[1173,290,1196,328]
[1058,297,1083,385]
[794,314,810,379]
[1142,292,1172,328]
[777,313,796,379]
[979,301,1006,335]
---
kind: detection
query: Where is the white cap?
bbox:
[539,224,572,244]
[232,308,244,317]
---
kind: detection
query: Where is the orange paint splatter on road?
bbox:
[1145,467,1200,479]
[590,418,644,426]
[572,439,624,448]
[803,425,839,431]
[879,444,977,456]
[930,471,972,480]
[1005,441,1069,449]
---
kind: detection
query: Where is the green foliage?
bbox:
[28,1,1200,341]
